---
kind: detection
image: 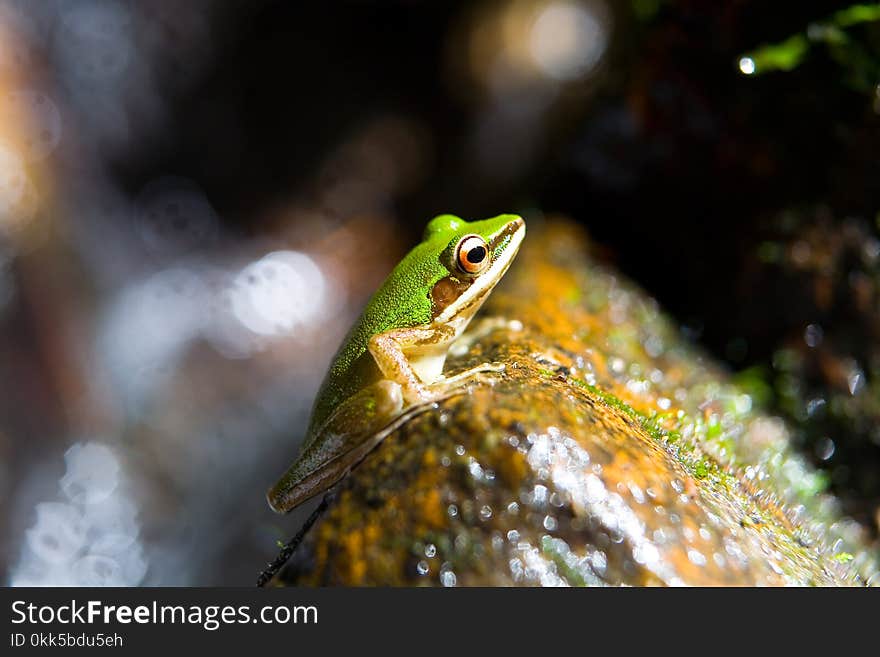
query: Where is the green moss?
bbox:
[795,470,831,498]
[733,366,774,407]
[832,552,854,563]
[692,460,710,479]
[568,377,652,425]
[566,375,732,487]
[569,375,681,444]
[541,535,590,586]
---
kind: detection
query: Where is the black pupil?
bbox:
[466,245,487,264]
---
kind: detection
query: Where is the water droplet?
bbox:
[847,369,865,396]
[531,484,549,507]
[803,323,823,348]
[687,548,707,567]
[633,542,659,566]
[815,437,835,461]
[739,56,756,75]
[590,550,607,575]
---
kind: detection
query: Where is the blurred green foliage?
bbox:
[741,3,880,93]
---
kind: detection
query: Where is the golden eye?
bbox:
[456,235,490,275]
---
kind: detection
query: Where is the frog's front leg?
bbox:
[368,324,458,403]
[370,323,507,400]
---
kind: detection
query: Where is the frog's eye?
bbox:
[455,235,490,275]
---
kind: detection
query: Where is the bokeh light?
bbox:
[12,443,147,587]
[135,177,220,257]
[529,1,608,81]
[230,251,326,338]
[0,89,62,161]
[0,141,26,220]
[53,1,134,85]
[456,0,611,99]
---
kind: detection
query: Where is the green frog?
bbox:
[267,213,526,512]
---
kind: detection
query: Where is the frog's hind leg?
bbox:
[267,380,404,513]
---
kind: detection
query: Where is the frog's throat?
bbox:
[434,218,525,326]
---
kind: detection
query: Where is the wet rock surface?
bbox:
[270,219,877,586]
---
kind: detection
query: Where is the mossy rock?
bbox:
[269,219,876,586]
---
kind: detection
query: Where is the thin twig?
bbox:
[256,492,333,587]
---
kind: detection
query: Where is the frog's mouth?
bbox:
[434,217,526,325]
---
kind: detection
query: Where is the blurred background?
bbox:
[1,0,878,585]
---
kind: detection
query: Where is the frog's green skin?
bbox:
[267,214,526,513]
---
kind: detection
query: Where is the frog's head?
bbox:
[424,213,526,325]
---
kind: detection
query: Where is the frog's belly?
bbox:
[410,351,447,384]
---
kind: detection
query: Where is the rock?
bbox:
[269,218,876,586]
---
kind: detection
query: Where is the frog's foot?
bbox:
[432,361,507,394]
[449,317,523,358]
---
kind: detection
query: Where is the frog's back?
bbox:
[304,238,449,442]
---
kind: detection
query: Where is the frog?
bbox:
[266,213,526,513]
